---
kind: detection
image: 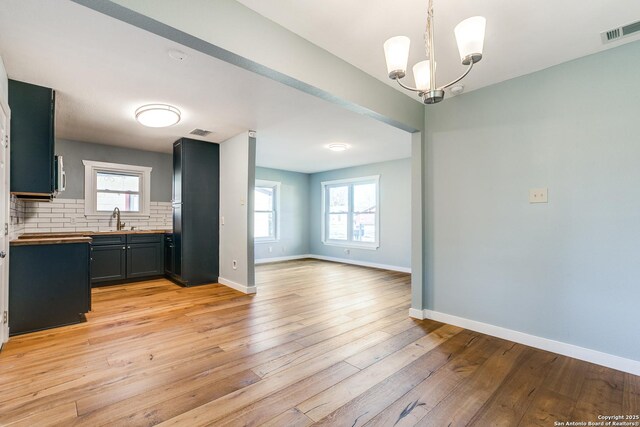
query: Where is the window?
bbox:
[322,175,379,249]
[254,180,280,241]
[83,160,152,217]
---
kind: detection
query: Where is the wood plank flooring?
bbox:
[0,259,637,426]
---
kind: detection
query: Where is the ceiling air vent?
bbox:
[189,128,212,137]
[601,20,640,44]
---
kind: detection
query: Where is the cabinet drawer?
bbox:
[127,233,162,244]
[90,234,126,246]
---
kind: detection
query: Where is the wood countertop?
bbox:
[13,230,171,246]
[20,230,170,238]
[11,236,93,246]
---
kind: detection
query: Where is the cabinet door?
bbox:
[90,244,126,285]
[173,141,182,204]
[164,235,175,276]
[127,242,163,279]
[8,80,55,195]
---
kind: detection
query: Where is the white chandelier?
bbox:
[383,0,486,104]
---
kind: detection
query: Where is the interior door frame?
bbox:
[0,94,10,345]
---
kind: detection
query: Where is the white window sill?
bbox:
[322,241,379,251]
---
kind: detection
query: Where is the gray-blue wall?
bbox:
[309,158,412,269]
[55,139,173,202]
[255,167,310,259]
[424,40,640,361]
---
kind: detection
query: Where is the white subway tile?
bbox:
[27,207,49,213]
[30,218,51,223]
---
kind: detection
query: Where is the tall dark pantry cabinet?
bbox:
[167,138,220,286]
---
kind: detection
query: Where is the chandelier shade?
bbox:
[454,16,487,65]
[412,60,433,91]
[383,36,411,78]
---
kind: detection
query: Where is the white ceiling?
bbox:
[0,1,411,174]
[236,0,640,99]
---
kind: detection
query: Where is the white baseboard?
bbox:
[408,308,425,320]
[255,253,411,273]
[415,308,640,376]
[254,254,312,265]
[307,255,411,273]
[218,277,256,294]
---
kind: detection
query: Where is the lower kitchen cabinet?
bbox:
[91,233,163,286]
[127,242,163,279]
[164,233,175,277]
[91,244,126,284]
[9,241,91,336]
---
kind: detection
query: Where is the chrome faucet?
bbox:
[112,207,125,231]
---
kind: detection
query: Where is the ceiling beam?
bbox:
[71,0,424,133]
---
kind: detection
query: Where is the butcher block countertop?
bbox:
[11,230,170,246]
[10,236,93,246]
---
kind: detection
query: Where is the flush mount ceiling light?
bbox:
[135,104,181,128]
[328,143,350,152]
[383,0,486,104]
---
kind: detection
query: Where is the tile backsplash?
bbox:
[10,197,172,235]
[10,195,26,239]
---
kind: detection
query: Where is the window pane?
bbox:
[255,212,274,238]
[97,172,140,192]
[97,192,140,212]
[254,187,274,211]
[329,186,348,213]
[328,213,348,240]
[353,183,376,213]
[353,213,376,242]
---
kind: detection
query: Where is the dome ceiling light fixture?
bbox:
[383,0,486,104]
[328,143,350,152]
[135,104,181,128]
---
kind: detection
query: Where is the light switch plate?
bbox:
[529,188,548,203]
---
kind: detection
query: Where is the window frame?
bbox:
[321,175,380,250]
[83,160,152,218]
[254,179,281,243]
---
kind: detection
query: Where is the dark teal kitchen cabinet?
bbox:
[170,138,219,287]
[9,241,90,335]
[164,234,175,276]
[8,79,56,198]
[90,233,163,286]
[126,234,163,279]
[90,245,127,284]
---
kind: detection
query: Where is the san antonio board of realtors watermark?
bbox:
[554,414,640,426]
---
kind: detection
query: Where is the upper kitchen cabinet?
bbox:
[8,79,56,199]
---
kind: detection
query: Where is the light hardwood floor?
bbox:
[0,259,638,426]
